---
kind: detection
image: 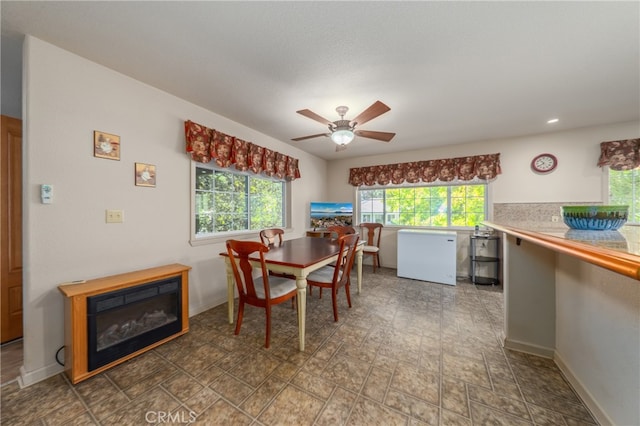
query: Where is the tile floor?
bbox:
[1,268,598,425]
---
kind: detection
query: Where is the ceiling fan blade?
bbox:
[350,101,391,126]
[296,109,334,126]
[291,133,330,142]
[355,130,395,142]
[335,144,348,152]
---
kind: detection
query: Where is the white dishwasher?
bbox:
[397,229,457,285]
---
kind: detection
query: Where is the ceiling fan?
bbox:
[292,100,395,151]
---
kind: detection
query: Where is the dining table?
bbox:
[220,236,363,351]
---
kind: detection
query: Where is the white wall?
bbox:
[21,36,326,385]
[326,120,639,270]
[328,121,639,203]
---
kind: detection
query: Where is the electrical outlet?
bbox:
[551,215,559,222]
[106,209,124,223]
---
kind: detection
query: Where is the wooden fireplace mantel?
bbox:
[58,263,191,384]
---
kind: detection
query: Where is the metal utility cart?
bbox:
[469,234,500,285]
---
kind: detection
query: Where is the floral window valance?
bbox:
[597,138,640,171]
[348,153,501,186]
[184,120,301,181]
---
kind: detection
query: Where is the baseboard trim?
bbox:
[18,363,64,388]
[503,337,554,358]
[15,297,231,389]
[189,295,229,317]
[554,352,612,426]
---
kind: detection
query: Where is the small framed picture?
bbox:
[135,163,156,187]
[93,131,120,160]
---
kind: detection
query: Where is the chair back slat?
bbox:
[360,223,383,247]
[226,240,271,299]
[260,228,284,246]
[336,233,360,287]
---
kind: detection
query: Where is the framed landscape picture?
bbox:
[93,131,120,160]
[135,163,156,187]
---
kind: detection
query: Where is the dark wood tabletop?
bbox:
[221,236,342,268]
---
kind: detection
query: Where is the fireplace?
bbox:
[87,277,182,371]
[58,264,190,384]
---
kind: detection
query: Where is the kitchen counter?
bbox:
[482,221,639,425]
[483,222,639,280]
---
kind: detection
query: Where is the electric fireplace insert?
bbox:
[87,276,182,371]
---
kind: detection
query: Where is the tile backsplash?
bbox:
[492,202,602,229]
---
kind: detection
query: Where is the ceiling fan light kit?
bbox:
[330,124,355,145]
[293,100,395,150]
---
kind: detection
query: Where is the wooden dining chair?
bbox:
[321,225,358,277]
[226,240,297,348]
[259,228,284,246]
[360,223,383,272]
[306,233,360,322]
[259,228,297,286]
[326,225,357,239]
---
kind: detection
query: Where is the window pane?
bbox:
[360,190,384,223]
[232,175,247,192]
[214,191,234,212]
[196,168,213,190]
[195,193,213,215]
[451,184,485,227]
[194,165,285,237]
[231,213,248,231]
[415,195,431,226]
[214,171,233,191]
[609,168,639,223]
[196,213,213,234]
[214,213,233,232]
[358,183,486,228]
[250,178,284,229]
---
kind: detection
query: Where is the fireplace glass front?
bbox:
[87,276,182,371]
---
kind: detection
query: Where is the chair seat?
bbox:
[307,265,342,284]
[254,275,297,299]
[363,245,379,253]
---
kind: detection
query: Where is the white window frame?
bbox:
[189,162,291,246]
[605,166,639,224]
[356,180,490,230]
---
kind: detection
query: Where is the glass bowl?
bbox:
[561,205,629,230]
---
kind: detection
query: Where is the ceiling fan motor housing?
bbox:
[331,119,354,132]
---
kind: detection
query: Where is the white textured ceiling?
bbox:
[2,1,639,160]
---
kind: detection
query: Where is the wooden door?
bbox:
[1,115,23,343]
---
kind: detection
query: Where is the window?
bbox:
[193,165,285,239]
[359,184,487,227]
[609,168,639,223]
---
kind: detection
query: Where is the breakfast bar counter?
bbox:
[483,222,639,280]
[482,222,639,426]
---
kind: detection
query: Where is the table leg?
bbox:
[356,249,363,294]
[225,260,234,324]
[295,276,307,351]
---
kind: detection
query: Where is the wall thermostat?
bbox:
[41,184,53,204]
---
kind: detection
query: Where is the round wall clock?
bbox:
[531,153,558,173]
